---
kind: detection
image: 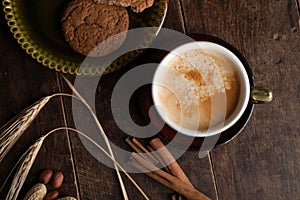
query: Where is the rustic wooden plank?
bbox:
[163,0,186,32]
[58,73,126,200]
[181,0,300,199]
[0,8,78,199]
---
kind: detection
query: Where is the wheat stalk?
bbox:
[5,135,45,200]
[62,75,129,200]
[4,127,149,200]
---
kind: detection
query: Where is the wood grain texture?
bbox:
[0,0,299,200]
[0,8,78,199]
[181,0,300,199]
[163,0,186,32]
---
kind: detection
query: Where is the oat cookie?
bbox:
[61,0,129,57]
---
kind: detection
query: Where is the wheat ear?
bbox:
[0,147,28,193]
[0,96,51,163]
[5,135,45,200]
[62,76,129,200]
[0,94,79,164]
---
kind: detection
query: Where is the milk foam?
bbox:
[157,49,239,131]
[168,49,235,102]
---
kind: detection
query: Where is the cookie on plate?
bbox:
[94,0,154,13]
[61,0,129,57]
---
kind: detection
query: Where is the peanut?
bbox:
[40,169,53,184]
[44,190,59,200]
[51,171,64,188]
[24,183,47,200]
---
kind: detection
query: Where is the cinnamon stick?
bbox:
[126,137,211,200]
[132,137,158,164]
[125,137,144,154]
[147,145,170,173]
[125,137,158,165]
[131,137,149,153]
[129,153,211,200]
[149,138,193,187]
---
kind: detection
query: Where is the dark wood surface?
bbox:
[0,0,299,200]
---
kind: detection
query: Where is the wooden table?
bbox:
[0,0,299,199]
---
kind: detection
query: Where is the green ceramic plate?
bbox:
[2,0,168,75]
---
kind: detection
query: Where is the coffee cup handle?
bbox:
[250,86,273,104]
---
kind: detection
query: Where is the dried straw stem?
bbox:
[46,127,149,200]
[62,76,129,200]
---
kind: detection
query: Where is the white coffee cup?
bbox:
[152,41,271,137]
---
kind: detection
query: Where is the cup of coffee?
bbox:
[152,41,272,138]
